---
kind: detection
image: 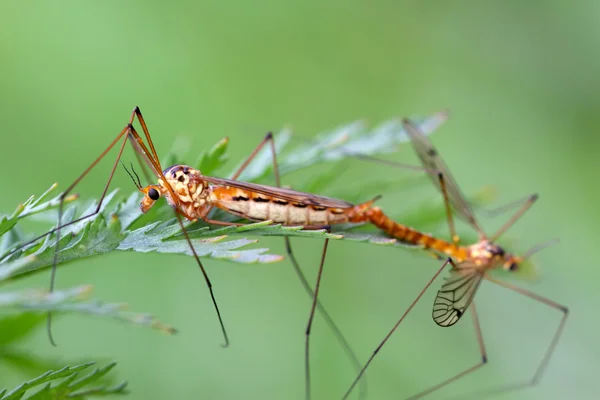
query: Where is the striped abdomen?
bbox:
[210,187,375,226]
[366,207,468,260]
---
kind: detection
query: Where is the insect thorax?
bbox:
[466,240,507,269]
[160,165,210,211]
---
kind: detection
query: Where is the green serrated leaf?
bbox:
[2,213,124,281]
[113,192,145,231]
[118,220,283,264]
[0,184,79,240]
[1,362,127,400]
[0,112,495,400]
[0,227,27,260]
[1,363,93,400]
[68,380,128,398]
[66,362,116,392]
[2,113,443,274]
[0,112,503,289]
[0,205,24,239]
[1,186,286,282]
[21,186,79,221]
[233,114,444,184]
[52,371,81,392]
[186,222,346,245]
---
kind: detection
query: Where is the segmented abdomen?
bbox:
[366,207,467,260]
[212,188,356,226]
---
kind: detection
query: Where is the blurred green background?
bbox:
[0,1,597,399]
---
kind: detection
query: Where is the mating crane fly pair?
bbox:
[1,107,568,400]
[342,119,568,399]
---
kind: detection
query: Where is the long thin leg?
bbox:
[126,115,231,348]
[406,302,488,399]
[304,237,330,400]
[283,237,367,400]
[477,193,537,218]
[126,108,197,206]
[339,151,494,242]
[47,127,132,345]
[490,194,538,242]
[130,107,163,175]
[199,132,278,219]
[8,110,143,345]
[0,108,164,266]
[210,132,365,398]
[257,133,367,399]
[3,106,232,348]
[45,107,168,345]
[337,154,462,247]
[342,258,453,400]
[0,122,136,264]
[198,210,367,399]
[453,274,568,399]
[175,214,229,347]
[230,132,277,181]
[340,153,428,173]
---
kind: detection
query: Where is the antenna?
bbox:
[130,162,143,188]
[120,160,142,190]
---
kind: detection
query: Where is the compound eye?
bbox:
[148,188,160,201]
[508,262,518,271]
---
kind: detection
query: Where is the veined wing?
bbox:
[432,264,483,327]
[402,118,485,236]
[203,176,357,209]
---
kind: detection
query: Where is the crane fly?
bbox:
[0,108,231,347]
[1,106,401,400]
[342,113,568,399]
[128,121,383,400]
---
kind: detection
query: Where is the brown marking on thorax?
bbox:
[159,165,211,220]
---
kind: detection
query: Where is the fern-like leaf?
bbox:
[1,362,127,400]
[0,112,458,280]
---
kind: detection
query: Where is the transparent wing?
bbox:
[432,264,483,327]
[402,118,484,235]
[203,176,356,209]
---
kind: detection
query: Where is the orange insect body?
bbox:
[212,186,374,226]
[141,165,208,217]
[367,207,466,258]
[124,120,379,399]
[141,164,379,227]
[144,164,520,277]
[367,207,519,271]
[343,115,567,400]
